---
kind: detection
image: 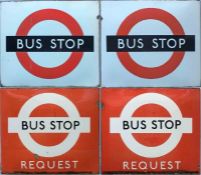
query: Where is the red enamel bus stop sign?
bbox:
[102,88,200,174]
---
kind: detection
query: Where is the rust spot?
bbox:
[34,154,39,160]
[97,15,103,20]
[97,101,104,109]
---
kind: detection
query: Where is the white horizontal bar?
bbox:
[8,117,90,133]
[110,117,192,133]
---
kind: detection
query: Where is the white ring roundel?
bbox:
[119,93,183,158]
[17,93,82,157]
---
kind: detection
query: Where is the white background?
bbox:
[102,1,200,87]
[1,1,99,87]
